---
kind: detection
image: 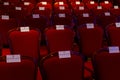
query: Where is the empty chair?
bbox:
[77,23,103,57]
[77,13,95,26]
[93,46,120,80]
[41,51,83,80]
[106,22,120,47]
[34,2,52,19]
[45,26,75,53]
[86,1,98,10]
[8,27,41,62]
[100,1,113,10]
[52,13,74,27]
[0,15,18,46]
[24,13,49,32]
[12,2,34,25]
[0,55,38,80]
[96,11,116,29]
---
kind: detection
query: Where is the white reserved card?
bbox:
[20,26,30,32]
[86,23,94,29]
[58,51,71,58]
[1,15,9,20]
[6,54,21,63]
[39,7,45,10]
[15,7,22,10]
[105,12,110,16]
[32,14,40,18]
[56,25,64,30]
[3,2,9,5]
[59,13,65,18]
[109,46,120,53]
[83,13,89,17]
[115,22,120,27]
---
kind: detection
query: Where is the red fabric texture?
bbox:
[78,25,103,57]
[93,52,120,80]
[9,29,40,60]
[45,28,74,52]
[100,2,113,9]
[0,18,18,46]
[43,55,83,80]
[107,24,120,46]
[0,58,36,80]
[96,12,116,28]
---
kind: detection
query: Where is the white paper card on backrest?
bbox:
[24,2,30,5]
[97,6,102,9]
[15,7,22,10]
[1,15,9,20]
[76,1,80,5]
[104,12,110,16]
[79,6,84,10]
[42,2,47,5]
[3,2,9,5]
[6,54,21,63]
[20,26,30,32]
[59,2,64,5]
[115,22,120,27]
[39,7,45,10]
[86,23,94,29]
[58,51,71,58]
[56,25,64,30]
[32,14,40,18]
[83,13,89,17]
[90,1,95,4]
[59,13,65,18]
[109,46,120,53]
[114,5,119,9]
[59,6,65,10]
[105,1,109,4]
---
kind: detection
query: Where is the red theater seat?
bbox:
[41,51,84,80]
[106,23,120,47]
[8,27,41,62]
[93,48,120,80]
[45,26,75,53]
[0,56,38,80]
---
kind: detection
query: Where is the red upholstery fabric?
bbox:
[107,23,120,46]
[110,7,120,17]
[12,2,34,24]
[96,12,116,28]
[45,28,74,52]
[100,1,113,9]
[52,12,73,26]
[24,14,49,31]
[77,25,103,57]
[42,54,83,80]
[77,13,95,26]
[34,2,52,18]
[0,18,17,46]
[0,57,36,80]
[93,51,120,80]
[86,1,98,10]
[9,29,40,61]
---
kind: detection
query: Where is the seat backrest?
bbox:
[8,27,41,62]
[93,49,120,80]
[45,27,75,53]
[0,56,38,80]
[77,24,103,57]
[41,51,83,80]
[106,23,120,46]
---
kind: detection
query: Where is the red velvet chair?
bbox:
[45,27,75,53]
[93,48,120,80]
[0,55,38,80]
[106,23,120,46]
[41,51,84,80]
[8,27,41,62]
